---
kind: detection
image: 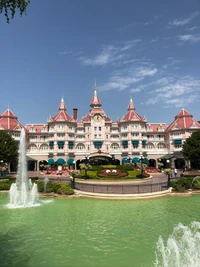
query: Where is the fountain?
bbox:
[44,177,49,192]
[155,221,200,266]
[7,128,39,208]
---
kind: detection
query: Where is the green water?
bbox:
[0,194,200,267]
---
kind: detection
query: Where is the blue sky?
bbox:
[0,0,200,125]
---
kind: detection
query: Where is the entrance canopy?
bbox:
[122,158,129,164]
[56,158,65,165]
[67,158,74,165]
[48,158,54,165]
[132,157,140,163]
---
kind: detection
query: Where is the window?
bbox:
[77,144,85,150]
[158,143,166,149]
[88,135,89,139]
[88,127,90,131]
[174,144,182,149]
[132,124,138,129]
[42,127,47,132]
[49,126,54,131]
[68,126,74,130]
[111,143,119,151]
[57,133,64,139]
[94,134,97,139]
[146,143,154,149]
[94,127,97,131]
[106,145,108,150]
[29,144,37,151]
[58,144,64,150]
[30,127,36,132]
[122,133,128,138]
[88,145,90,150]
[98,134,101,138]
[132,133,139,137]
[106,135,108,139]
[58,125,64,130]
[99,126,101,131]
[40,144,48,150]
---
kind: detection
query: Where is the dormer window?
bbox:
[30,127,36,132]
[42,127,47,132]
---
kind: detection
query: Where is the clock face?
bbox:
[94,114,102,122]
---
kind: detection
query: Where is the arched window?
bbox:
[111,143,119,151]
[40,144,49,150]
[28,144,37,151]
[146,142,154,149]
[157,143,166,149]
[76,143,85,150]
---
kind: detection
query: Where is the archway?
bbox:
[149,159,156,167]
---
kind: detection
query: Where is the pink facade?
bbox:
[0,87,200,170]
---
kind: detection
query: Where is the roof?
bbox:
[49,97,73,122]
[90,88,101,108]
[25,124,48,133]
[167,108,200,131]
[118,97,146,123]
[0,108,24,131]
[146,123,168,132]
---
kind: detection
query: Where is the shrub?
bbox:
[117,165,133,171]
[57,183,74,195]
[0,180,13,190]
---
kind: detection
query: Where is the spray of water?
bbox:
[7,128,39,208]
[155,221,200,267]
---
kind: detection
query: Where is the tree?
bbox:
[0,131,18,164]
[0,0,30,23]
[182,131,200,161]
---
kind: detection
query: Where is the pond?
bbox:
[0,193,200,267]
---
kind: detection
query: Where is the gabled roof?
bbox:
[0,108,24,130]
[49,97,74,123]
[118,97,145,123]
[167,108,200,131]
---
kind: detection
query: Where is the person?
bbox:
[56,170,59,176]
[181,170,185,177]
[59,170,62,176]
[174,168,177,177]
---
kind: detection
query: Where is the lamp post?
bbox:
[128,156,132,164]
[166,159,171,188]
[140,155,144,177]
[84,155,89,179]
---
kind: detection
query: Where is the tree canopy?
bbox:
[0,131,18,163]
[182,131,200,160]
[0,0,30,23]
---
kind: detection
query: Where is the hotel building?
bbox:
[0,86,200,171]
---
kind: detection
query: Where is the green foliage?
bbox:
[0,131,18,164]
[171,177,193,192]
[117,165,133,171]
[36,180,44,192]
[57,183,74,195]
[182,130,200,161]
[0,0,30,23]
[91,166,103,171]
[0,180,14,190]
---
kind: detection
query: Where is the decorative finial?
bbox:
[94,79,96,89]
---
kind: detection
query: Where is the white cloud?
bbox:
[79,40,141,66]
[146,76,200,107]
[178,34,200,43]
[169,11,199,27]
[98,66,158,92]
[136,67,157,77]
[187,26,199,31]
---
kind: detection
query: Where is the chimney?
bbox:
[73,108,78,121]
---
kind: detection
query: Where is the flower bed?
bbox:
[98,169,127,178]
[145,168,159,173]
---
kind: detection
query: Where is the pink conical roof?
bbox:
[58,97,67,111]
[50,97,73,122]
[167,108,200,130]
[90,86,101,108]
[0,108,24,130]
[127,96,135,111]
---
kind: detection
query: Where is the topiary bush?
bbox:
[57,183,74,195]
[0,180,13,190]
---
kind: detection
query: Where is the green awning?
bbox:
[122,141,128,146]
[48,158,54,165]
[94,141,102,146]
[132,157,140,163]
[160,154,174,160]
[67,158,74,165]
[57,141,64,146]
[68,141,74,146]
[122,158,129,164]
[174,140,182,145]
[132,141,139,145]
[142,141,146,145]
[143,157,149,164]
[49,141,54,147]
[56,158,65,165]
